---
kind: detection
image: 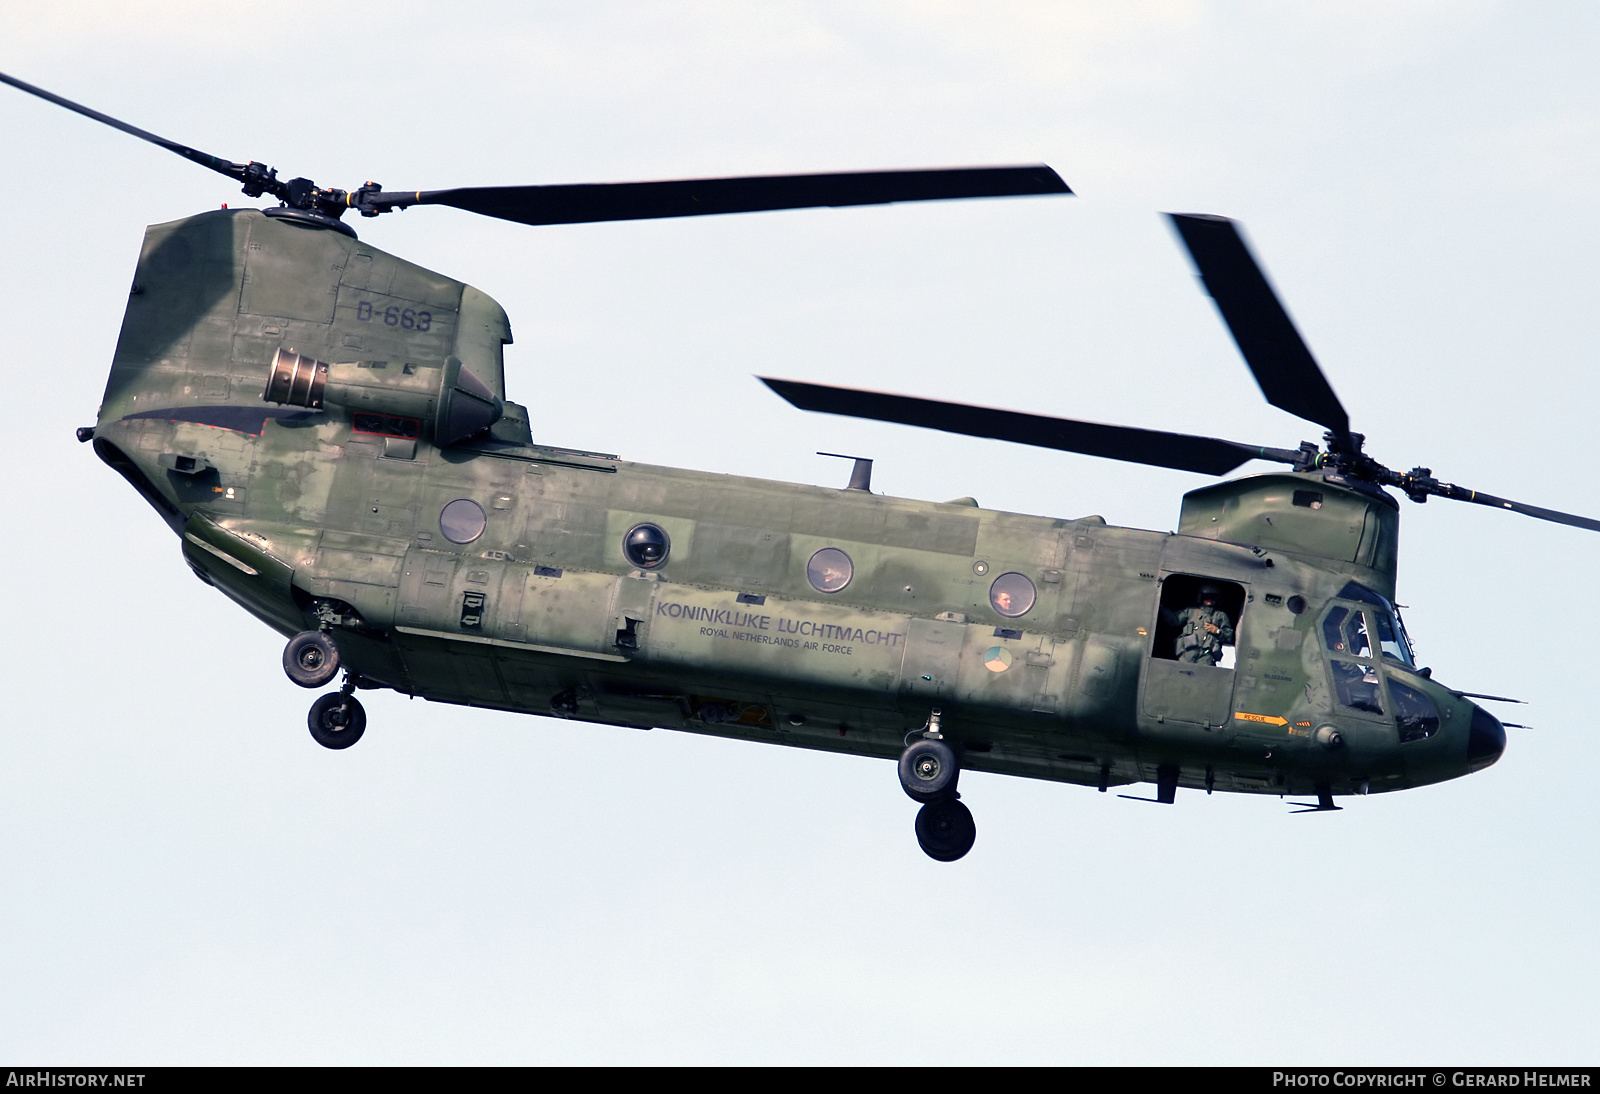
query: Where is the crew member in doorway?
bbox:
[1175,585,1234,665]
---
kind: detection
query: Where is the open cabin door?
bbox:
[1139,571,1247,730]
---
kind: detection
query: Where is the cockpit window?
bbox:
[1343,612,1372,658]
[1323,606,1350,653]
[1322,598,1424,718]
[1338,581,1393,610]
[1389,681,1440,742]
[1374,609,1414,667]
[1323,606,1373,657]
[1329,660,1384,715]
[1324,600,1413,667]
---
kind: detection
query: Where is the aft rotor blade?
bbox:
[0,69,245,181]
[1167,213,1350,437]
[761,378,1300,476]
[375,166,1070,226]
[1417,479,1600,533]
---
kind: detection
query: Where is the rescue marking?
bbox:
[1234,712,1289,726]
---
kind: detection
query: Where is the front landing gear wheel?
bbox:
[308,692,366,750]
[898,738,959,803]
[284,631,340,688]
[915,799,976,861]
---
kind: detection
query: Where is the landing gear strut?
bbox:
[898,708,976,861]
[308,673,366,750]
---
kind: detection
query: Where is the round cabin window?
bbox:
[439,498,487,544]
[806,548,853,593]
[989,572,1036,618]
[623,523,670,568]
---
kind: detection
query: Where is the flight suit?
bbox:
[1175,605,1234,664]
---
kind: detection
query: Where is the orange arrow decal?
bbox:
[1234,712,1289,726]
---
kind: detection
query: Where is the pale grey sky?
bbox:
[2,2,1596,1063]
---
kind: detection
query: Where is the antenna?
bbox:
[817,452,873,492]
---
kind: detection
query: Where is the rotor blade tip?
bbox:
[758,376,802,401]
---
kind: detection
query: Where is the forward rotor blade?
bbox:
[1412,478,1600,533]
[1168,213,1350,437]
[0,69,244,181]
[376,166,1069,227]
[761,378,1301,476]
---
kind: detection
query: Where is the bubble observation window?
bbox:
[623,523,671,569]
[439,498,487,545]
[806,547,853,593]
[989,572,1036,618]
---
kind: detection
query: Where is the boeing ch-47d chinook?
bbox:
[13,71,1577,861]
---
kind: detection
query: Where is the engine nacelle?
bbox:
[263,347,503,447]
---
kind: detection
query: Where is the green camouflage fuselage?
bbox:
[89,209,1501,800]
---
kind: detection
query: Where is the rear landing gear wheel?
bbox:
[898,738,959,803]
[308,692,366,750]
[284,631,340,688]
[915,799,976,862]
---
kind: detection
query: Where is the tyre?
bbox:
[308,692,366,750]
[914,799,976,862]
[284,631,341,688]
[898,738,959,803]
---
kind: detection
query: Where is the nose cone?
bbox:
[1467,703,1506,772]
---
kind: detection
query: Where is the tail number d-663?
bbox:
[355,300,433,331]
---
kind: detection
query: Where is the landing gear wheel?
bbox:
[284,631,340,688]
[308,692,366,750]
[898,738,959,803]
[915,799,977,862]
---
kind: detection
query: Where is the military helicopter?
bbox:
[9,70,1587,863]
